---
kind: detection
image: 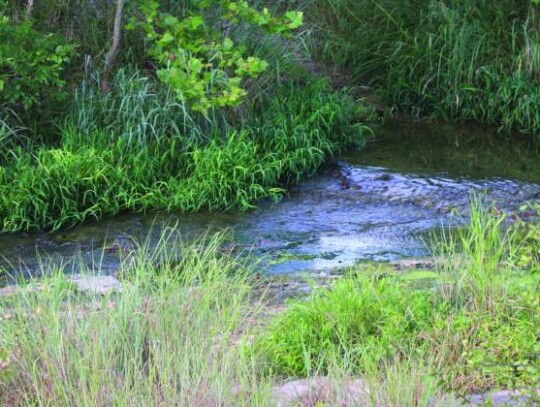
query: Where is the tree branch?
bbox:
[26,0,35,19]
[101,0,125,93]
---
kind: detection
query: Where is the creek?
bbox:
[1,121,539,280]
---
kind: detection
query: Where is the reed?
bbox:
[304,0,540,135]
[0,76,372,232]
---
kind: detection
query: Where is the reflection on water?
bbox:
[351,121,540,182]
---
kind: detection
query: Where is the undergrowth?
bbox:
[0,74,372,232]
[305,0,540,135]
[256,200,540,396]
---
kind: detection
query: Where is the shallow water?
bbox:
[1,121,539,279]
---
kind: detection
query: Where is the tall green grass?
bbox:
[0,111,28,164]
[434,196,521,311]
[305,0,540,135]
[0,230,274,405]
[256,199,540,395]
[0,73,372,232]
[70,70,225,147]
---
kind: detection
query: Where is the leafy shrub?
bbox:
[131,0,302,113]
[0,14,75,110]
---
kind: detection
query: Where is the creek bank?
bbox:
[2,267,537,406]
[3,122,540,281]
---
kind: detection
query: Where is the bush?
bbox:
[0,78,372,232]
[0,14,74,110]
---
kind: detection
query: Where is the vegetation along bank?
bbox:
[0,0,372,232]
[1,1,540,404]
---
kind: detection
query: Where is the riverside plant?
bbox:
[256,199,540,396]
[0,75,372,232]
[304,0,540,135]
[0,115,26,164]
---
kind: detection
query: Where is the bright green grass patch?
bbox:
[0,78,372,232]
[256,275,438,374]
[256,201,540,394]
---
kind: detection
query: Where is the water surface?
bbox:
[1,122,539,278]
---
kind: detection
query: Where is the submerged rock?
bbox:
[270,377,369,407]
[68,275,123,295]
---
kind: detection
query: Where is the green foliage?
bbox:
[0,77,370,232]
[70,69,215,145]
[0,14,75,110]
[257,276,436,376]
[256,202,540,394]
[131,0,302,112]
[0,117,25,163]
[513,204,540,273]
[434,290,540,392]
[306,0,540,135]
[258,270,540,394]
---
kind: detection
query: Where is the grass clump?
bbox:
[305,0,540,135]
[0,229,272,406]
[0,75,372,232]
[69,70,221,146]
[256,200,540,395]
[256,276,437,376]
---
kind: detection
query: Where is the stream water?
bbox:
[1,121,540,280]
